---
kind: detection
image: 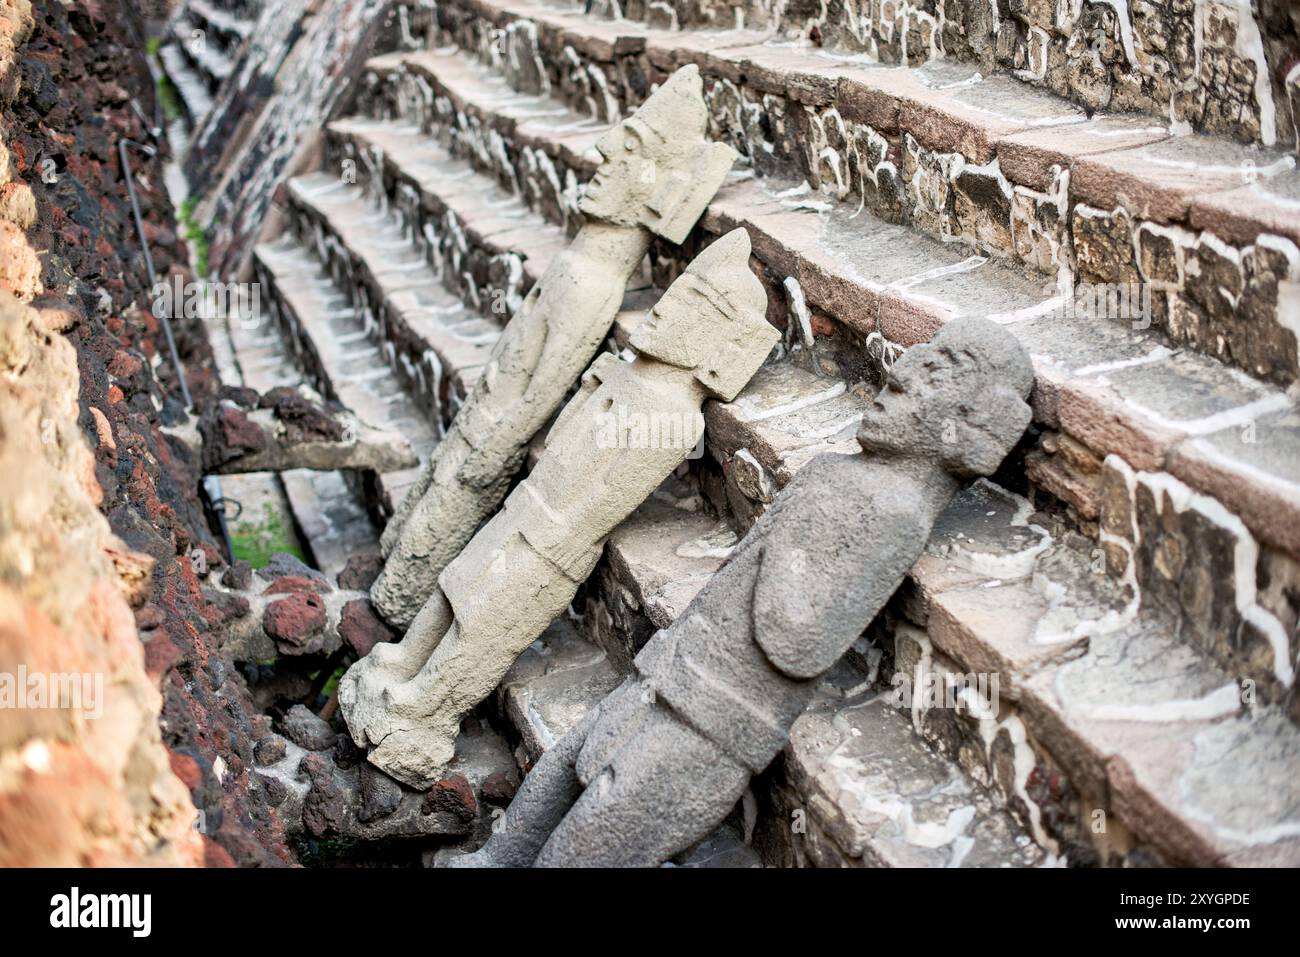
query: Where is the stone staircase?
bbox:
[157,0,254,126]
[161,0,1300,867]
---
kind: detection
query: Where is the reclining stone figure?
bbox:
[340,229,779,788]
[370,64,737,629]
[449,317,1035,867]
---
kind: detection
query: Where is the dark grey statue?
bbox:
[451,317,1035,867]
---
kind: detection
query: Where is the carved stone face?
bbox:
[581,116,670,224]
[630,229,776,401]
[857,319,1034,478]
[578,65,738,242]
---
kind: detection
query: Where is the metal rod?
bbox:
[119,136,193,410]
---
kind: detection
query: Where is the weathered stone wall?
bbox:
[0,0,295,866]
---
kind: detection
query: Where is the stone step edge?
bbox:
[205,251,383,576]
[281,173,504,410]
[322,116,566,291]
[185,0,255,41]
[157,42,214,122]
[172,16,236,83]
[406,0,1300,391]
[291,132,650,359]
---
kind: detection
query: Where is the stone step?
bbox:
[158,42,214,121]
[282,172,505,421]
[340,44,1300,642]
[322,115,569,303]
[253,235,441,519]
[389,0,1300,387]
[319,98,1300,676]
[207,274,382,577]
[173,16,236,84]
[579,0,1295,153]
[184,0,255,46]
[770,670,1049,868]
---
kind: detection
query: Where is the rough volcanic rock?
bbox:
[358,764,403,823]
[338,598,397,657]
[257,552,330,586]
[198,403,268,469]
[282,704,337,752]
[337,552,384,591]
[422,773,477,823]
[263,592,328,649]
[272,391,345,443]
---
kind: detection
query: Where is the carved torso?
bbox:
[624,452,958,773]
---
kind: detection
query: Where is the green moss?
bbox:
[229,502,306,569]
[320,665,348,699]
[178,195,210,277]
[155,73,183,123]
[145,36,161,56]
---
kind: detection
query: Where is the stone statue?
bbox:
[450,317,1035,867]
[340,229,779,788]
[371,64,738,629]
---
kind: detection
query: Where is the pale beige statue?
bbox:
[340,230,778,788]
[370,64,737,629]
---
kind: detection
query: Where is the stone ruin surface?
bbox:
[369,64,737,629]
[0,292,205,866]
[342,228,779,788]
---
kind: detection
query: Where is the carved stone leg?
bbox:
[533,681,750,867]
[370,433,519,629]
[337,587,452,743]
[447,702,605,868]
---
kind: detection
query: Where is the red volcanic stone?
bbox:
[262,592,326,647]
[263,574,332,596]
[337,552,383,591]
[167,750,203,792]
[202,836,237,868]
[422,773,477,822]
[107,349,142,379]
[338,598,397,658]
[480,769,519,807]
[217,406,265,456]
[142,629,183,684]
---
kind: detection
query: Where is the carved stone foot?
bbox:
[365,719,459,791]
